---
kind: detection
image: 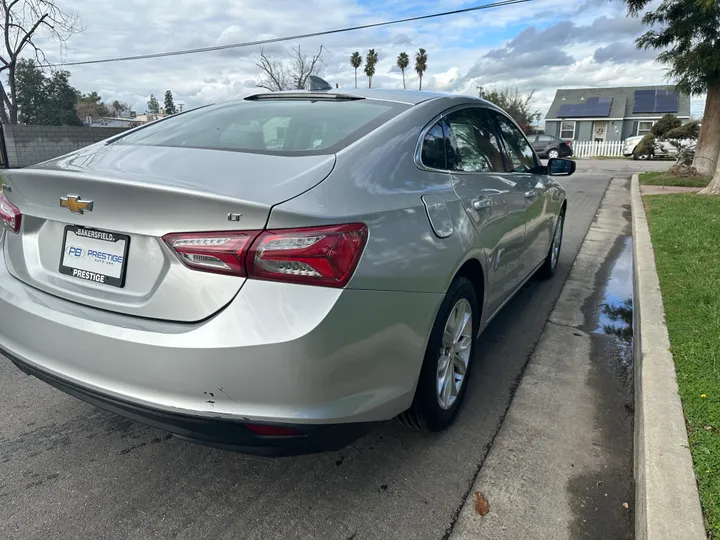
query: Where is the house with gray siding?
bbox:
[544,85,691,143]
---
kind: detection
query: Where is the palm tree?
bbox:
[364,49,378,89]
[350,52,363,89]
[396,52,409,89]
[415,48,428,91]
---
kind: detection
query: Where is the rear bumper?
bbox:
[0,249,442,450]
[6,346,370,456]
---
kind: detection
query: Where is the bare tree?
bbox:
[290,45,323,90]
[255,45,324,91]
[0,0,82,124]
[255,47,289,92]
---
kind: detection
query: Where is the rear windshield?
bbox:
[115,98,408,155]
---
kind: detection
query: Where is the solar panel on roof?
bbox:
[633,90,679,114]
[585,97,613,116]
[655,90,679,113]
[633,89,656,113]
[557,96,612,118]
[557,104,581,117]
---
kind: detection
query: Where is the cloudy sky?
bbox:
[34,0,705,121]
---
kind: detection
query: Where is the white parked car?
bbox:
[622,135,694,160]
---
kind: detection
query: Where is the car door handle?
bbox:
[525,190,538,200]
[472,197,492,210]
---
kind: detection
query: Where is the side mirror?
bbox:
[547,158,575,177]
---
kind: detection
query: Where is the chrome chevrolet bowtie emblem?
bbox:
[60,195,93,214]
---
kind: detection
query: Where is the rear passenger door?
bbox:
[529,135,545,154]
[444,107,529,315]
[536,135,555,154]
[490,111,554,276]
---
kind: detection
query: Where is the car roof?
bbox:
[333,88,449,105]
[242,88,487,107]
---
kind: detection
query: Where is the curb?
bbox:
[631,173,706,540]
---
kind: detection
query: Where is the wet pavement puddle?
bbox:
[570,193,635,540]
[593,235,633,357]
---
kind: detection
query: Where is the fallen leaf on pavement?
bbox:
[474,492,489,516]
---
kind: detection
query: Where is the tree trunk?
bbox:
[419,75,423,91]
[368,76,372,89]
[8,66,17,125]
[693,78,720,176]
[699,149,720,194]
[354,69,357,89]
[0,82,10,124]
[402,69,405,89]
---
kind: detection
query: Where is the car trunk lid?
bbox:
[1,144,335,322]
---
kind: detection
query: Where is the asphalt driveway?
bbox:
[0,160,661,540]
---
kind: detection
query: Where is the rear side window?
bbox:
[445,108,505,173]
[491,112,538,172]
[421,122,446,170]
[115,99,407,155]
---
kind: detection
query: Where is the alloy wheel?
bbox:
[551,214,564,269]
[436,298,473,410]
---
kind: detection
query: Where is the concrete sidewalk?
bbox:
[449,178,635,540]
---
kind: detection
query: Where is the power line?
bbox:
[60,0,534,67]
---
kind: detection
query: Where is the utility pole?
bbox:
[178,102,184,112]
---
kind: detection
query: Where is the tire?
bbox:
[396,276,479,432]
[632,150,650,161]
[547,149,559,159]
[537,210,565,280]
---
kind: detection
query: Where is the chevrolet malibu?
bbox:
[0,89,572,455]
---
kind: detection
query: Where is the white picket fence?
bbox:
[571,140,625,158]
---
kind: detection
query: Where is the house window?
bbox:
[560,121,575,140]
[637,121,654,136]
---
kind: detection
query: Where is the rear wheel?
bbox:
[537,210,564,280]
[547,149,560,159]
[632,150,650,161]
[397,276,479,432]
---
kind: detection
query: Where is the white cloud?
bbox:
[19,0,703,118]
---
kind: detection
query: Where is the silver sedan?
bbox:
[0,89,571,455]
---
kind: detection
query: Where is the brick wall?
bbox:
[2,125,129,168]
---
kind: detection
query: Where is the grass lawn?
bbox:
[640,171,711,188]
[645,194,720,537]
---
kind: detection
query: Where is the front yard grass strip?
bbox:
[640,172,711,188]
[644,193,720,537]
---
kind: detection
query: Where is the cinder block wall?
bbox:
[2,125,129,168]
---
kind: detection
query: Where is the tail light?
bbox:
[248,223,368,288]
[0,191,21,234]
[162,231,261,276]
[163,223,368,288]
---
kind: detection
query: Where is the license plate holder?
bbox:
[59,226,130,288]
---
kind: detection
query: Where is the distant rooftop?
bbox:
[546,85,691,120]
